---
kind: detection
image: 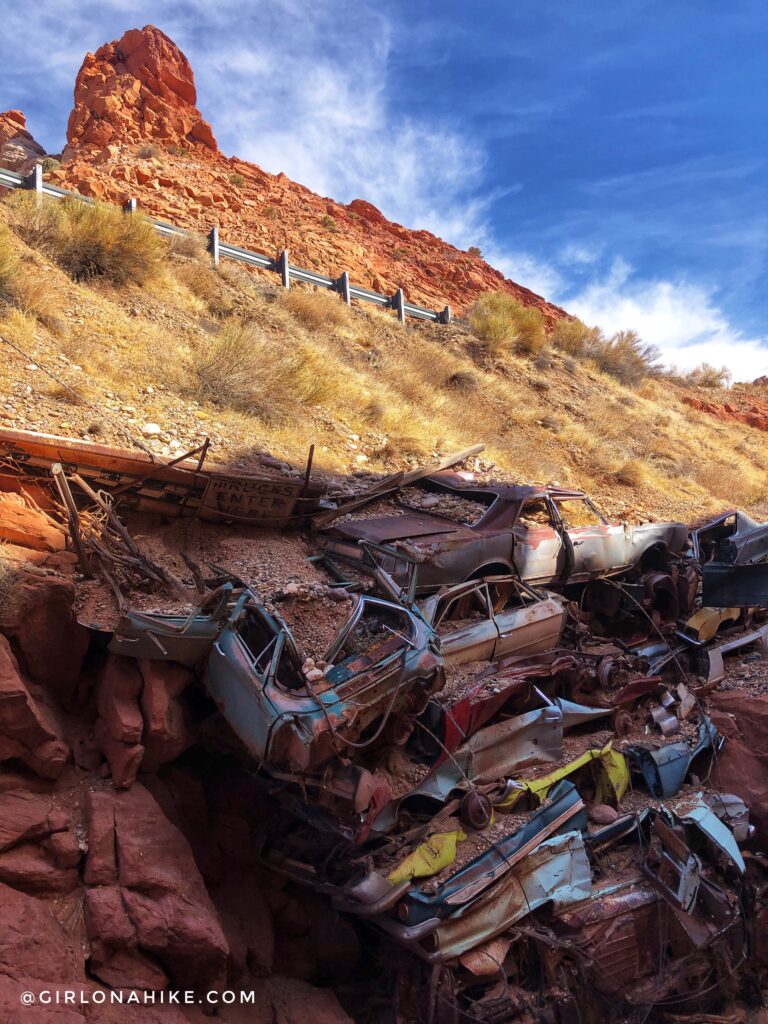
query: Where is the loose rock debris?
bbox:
[2,431,768,1022]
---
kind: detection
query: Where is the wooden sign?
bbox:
[199,473,303,525]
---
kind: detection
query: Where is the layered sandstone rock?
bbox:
[65,26,218,160]
[0,110,45,174]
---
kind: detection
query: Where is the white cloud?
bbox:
[564,259,768,381]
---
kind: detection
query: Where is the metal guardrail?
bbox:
[0,164,452,325]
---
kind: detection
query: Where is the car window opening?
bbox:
[236,607,303,690]
[517,499,553,528]
[556,499,605,529]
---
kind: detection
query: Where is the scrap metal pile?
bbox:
[4,430,768,1022]
[100,465,768,1023]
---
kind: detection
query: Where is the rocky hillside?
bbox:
[1,24,568,320]
[2,23,768,525]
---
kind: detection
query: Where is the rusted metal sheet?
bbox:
[0,426,323,525]
[702,561,768,607]
[429,830,591,961]
[626,717,721,797]
[553,879,663,993]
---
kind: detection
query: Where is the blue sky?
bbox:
[1,1,766,378]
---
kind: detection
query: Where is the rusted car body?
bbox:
[693,508,768,565]
[108,585,443,774]
[318,472,688,593]
[419,576,566,665]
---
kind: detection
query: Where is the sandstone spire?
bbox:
[65,25,218,159]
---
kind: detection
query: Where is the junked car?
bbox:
[419,575,567,666]
[108,584,443,775]
[318,472,688,593]
[693,508,768,565]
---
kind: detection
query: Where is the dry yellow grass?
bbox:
[280,287,353,331]
[468,292,547,356]
[1,194,768,524]
[4,193,164,286]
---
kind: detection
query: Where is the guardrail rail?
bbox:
[0,164,452,325]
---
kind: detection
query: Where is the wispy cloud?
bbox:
[563,258,768,381]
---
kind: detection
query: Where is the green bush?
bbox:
[468,292,547,356]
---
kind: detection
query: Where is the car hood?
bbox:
[330,512,473,544]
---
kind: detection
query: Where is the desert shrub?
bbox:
[371,433,430,462]
[10,270,64,331]
[174,263,233,315]
[137,142,162,159]
[280,288,350,330]
[590,330,662,387]
[684,362,732,388]
[550,318,603,356]
[467,246,482,258]
[320,214,337,231]
[41,156,61,173]
[167,231,209,261]
[0,224,18,299]
[15,200,164,286]
[189,320,333,422]
[0,546,20,603]
[228,173,246,187]
[468,292,546,356]
[615,460,647,486]
[533,348,555,370]
[445,369,479,392]
[3,191,63,252]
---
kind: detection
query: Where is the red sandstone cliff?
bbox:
[0,110,45,174]
[0,24,569,319]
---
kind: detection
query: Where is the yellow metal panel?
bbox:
[498,741,628,810]
[388,827,467,884]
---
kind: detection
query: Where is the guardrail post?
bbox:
[392,288,406,323]
[440,305,452,325]
[338,271,351,305]
[278,249,290,289]
[123,198,138,214]
[208,225,220,268]
[27,163,43,207]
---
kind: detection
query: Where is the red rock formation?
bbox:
[710,689,768,842]
[682,391,768,433]
[51,26,569,319]
[85,783,229,989]
[65,26,218,159]
[94,655,145,789]
[0,573,90,698]
[0,110,45,174]
[0,637,68,780]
